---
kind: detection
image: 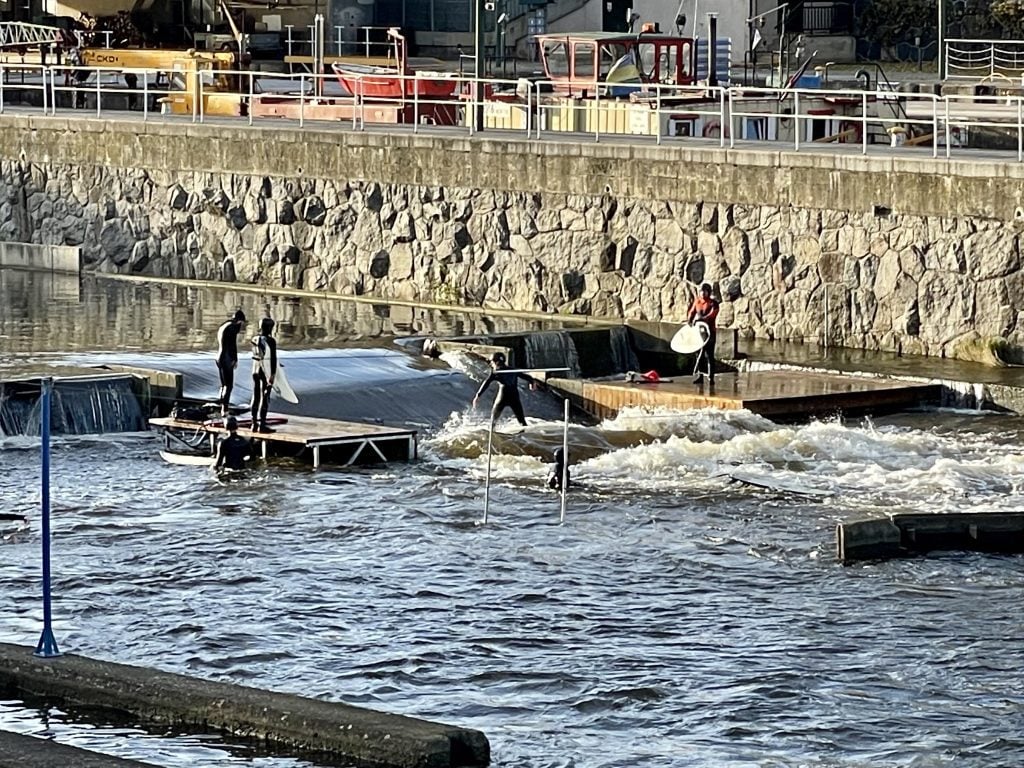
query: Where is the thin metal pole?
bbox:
[794,90,800,150]
[559,398,569,524]
[95,67,101,118]
[248,71,254,126]
[35,378,60,658]
[299,73,305,128]
[861,91,867,155]
[482,413,495,524]
[655,84,662,145]
[143,72,148,121]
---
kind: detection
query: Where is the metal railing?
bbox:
[5,62,1024,161]
[945,38,1024,81]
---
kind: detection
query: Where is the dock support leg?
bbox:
[313,445,320,469]
[262,440,267,461]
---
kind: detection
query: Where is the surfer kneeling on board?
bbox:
[472,352,533,428]
[251,317,278,433]
[547,447,571,491]
[215,416,252,471]
[687,283,720,385]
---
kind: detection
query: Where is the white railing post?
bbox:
[724,87,731,148]
[944,99,951,159]
[413,74,419,133]
[143,72,148,121]
[525,78,532,138]
[95,67,101,118]
[40,66,47,115]
[861,91,868,155]
[594,83,600,142]
[536,81,542,140]
[199,72,205,123]
[990,44,996,77]
[794,90,800,151]
[299,73,305,128]
[655,83,662,145]
[1018,97,1022,162]
[931,97,937,158]
[248,71,254,126]
[468,75,475,137]
[1,64,6,114]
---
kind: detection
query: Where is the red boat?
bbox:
[332,28,458,101]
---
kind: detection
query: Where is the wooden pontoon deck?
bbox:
[149,414,417,467]
[551,370,941,421]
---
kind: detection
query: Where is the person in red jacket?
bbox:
[687,283,720,385]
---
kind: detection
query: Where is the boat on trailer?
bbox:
[331,28,459,101]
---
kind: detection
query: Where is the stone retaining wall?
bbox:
[2,117,1022,362]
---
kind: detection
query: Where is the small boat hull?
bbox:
[332,64,458,100]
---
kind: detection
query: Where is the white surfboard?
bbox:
[670,321,710,354]
[729,469,832,497]
[272,363,299,404]
[258,356,299,404]
[160,450,216,467]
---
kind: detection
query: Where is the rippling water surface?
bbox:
[2,276,1024,767]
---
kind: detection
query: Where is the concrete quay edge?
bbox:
[0,643,490,768]
[0,729,159,768]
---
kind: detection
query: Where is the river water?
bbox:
[2,273,1024,767]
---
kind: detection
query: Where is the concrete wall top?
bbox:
[1,115,1021,221]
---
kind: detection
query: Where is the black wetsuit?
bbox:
[216,320,244,412]
[251,333,277,429]
[476,365,528,427]
[215,433,251,470]
[547,447,570,491]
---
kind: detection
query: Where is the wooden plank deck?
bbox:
[549,370,942,421]
[149,414,417,467]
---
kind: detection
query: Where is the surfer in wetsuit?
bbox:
[215,309,247,416]
[687,283,720,385]
[251,316,277,433]
[547,447,570,491]
[472,352,532,428]
[215,416,251,470]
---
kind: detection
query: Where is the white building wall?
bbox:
[636,0,751,63]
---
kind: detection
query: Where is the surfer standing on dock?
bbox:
[687,283,720,385]
[472,352,532,428]
[215,309,247,416]
[251,317,278,433]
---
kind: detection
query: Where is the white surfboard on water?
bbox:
[728,469,832,498]
[670,321,710,354]
[160,450,215,467]
[259,358,299,404]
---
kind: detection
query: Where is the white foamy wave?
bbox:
[601,406,777,442]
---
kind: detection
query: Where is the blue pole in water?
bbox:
[35,377,60,658]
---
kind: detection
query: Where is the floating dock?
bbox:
[837,512,1024,562]
[149,414,417,467]
[550,370,942,421]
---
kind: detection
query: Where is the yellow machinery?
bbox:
[80,47,241,116]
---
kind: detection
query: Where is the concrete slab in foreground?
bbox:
[0,644,489,768]
[0,729,159,768]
